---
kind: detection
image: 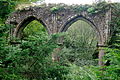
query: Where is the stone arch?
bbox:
[6,5,112,66]
[13,16,49,38]
[60,15,102,44]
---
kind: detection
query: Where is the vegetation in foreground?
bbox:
[0,0,120,80]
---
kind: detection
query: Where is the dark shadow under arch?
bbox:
[60,15,102,43]
[14,16,49,38]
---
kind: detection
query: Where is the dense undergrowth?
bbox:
[0,0,120,80]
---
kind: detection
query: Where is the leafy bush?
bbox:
[64,64,97,80]
[0,27,69,79]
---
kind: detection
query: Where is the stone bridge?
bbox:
[6,4,111,65]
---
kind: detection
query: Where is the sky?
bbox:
[43,0,120,5]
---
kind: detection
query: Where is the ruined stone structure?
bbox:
[6,4,111,65]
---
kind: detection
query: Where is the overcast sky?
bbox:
[44,0,120,5]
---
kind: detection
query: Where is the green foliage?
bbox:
[0,0,15,22]
[101,4,120,78]
[50,4,65,13]
[59,20,97,66]
[87,1,111,14]
[0,1,120,80]
[88,48,120,80]
[110,3,120,36]
[72,4,92,12]
[49,1,112,15]
[0,0,41,22]
[104,48,120,79]
[50,7,60,13]
[0,24,22,79]
[0,24,12,63]
[23,20,47,38]
[45,63,68,80]
[90,2,120,80]
[64,64,98,80]
[0,5,68,79]
[0,29,69,79]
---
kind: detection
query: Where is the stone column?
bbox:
[98,44,106,66]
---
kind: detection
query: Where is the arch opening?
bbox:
[22,20,47,40]
[60,18,99,66]
[60,16,101,43]
[14,16,48,38]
